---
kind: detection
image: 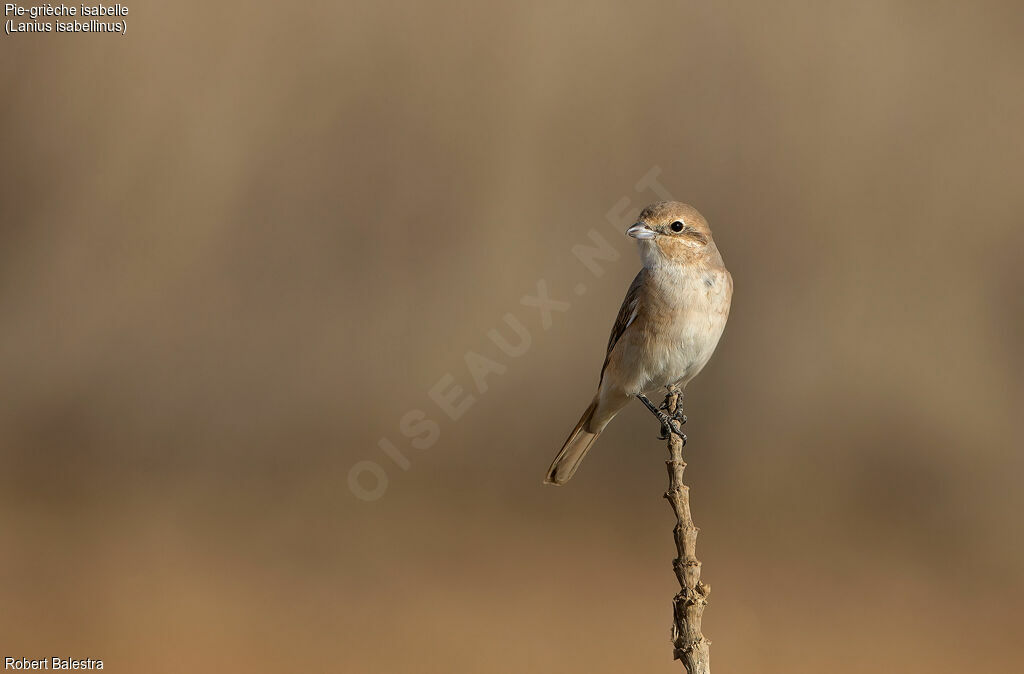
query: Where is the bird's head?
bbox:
[626,201,717,267]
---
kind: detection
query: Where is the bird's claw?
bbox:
[658,398,687,425]
[638,392,687,442]
[659,420,687,444]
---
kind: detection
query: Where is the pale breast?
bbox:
[632,265,732,391]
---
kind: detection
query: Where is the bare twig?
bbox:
[638,385,711,673]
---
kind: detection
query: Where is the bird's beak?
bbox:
[626,223,656,240]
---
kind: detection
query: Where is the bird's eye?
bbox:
[670,220,685,232]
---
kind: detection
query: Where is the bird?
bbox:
[544,201,733,485]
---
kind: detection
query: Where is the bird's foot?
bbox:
[658,421,687,444]
[637,393,686,441]
[660,398,687,427]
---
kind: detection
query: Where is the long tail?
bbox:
[544,401,600,485]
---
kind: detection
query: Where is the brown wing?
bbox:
[599,269,646,382]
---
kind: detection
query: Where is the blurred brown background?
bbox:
[2,1,1022,672]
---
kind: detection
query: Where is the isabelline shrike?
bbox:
[545,201,733,485]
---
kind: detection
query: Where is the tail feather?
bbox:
[544,401,600,485]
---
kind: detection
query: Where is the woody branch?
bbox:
[638,385,711,673]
